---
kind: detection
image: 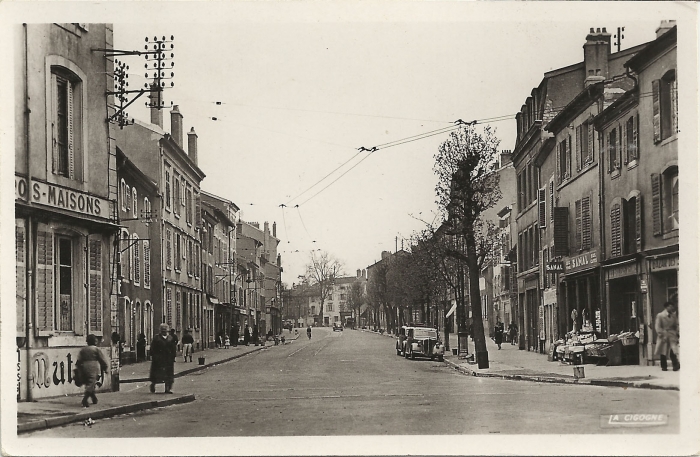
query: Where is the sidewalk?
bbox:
[443,334,679,391]
[17,332,300,434]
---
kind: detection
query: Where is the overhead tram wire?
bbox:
[279,204,290,244]
[295,205,312,239]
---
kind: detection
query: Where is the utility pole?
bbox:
[613,26,625,52]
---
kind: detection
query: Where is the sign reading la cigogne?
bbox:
[15,175,109,220]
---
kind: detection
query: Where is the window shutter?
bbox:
[503,265,510,293]
[166,229,172,270]
[606,131,611,172]
[635,194,643,252]
[632,114,639,161]
[538,187,546,229]
[88,234,103,335]
[652,79,661,143]
[610,203,622,257]
[36,227,54,336]
[549,180,554,222]
[132,188,138,218]
[581,196,591,250]
[195,193,201,228]
[555,142,561,184]
[671,78,678,134]
[166,288,173,327]
[587,122,594,164]
[51,74,59,174]
[134,236,141,286]
[621,120,628,165]
[553,207,569,256]
[176,290,182,332]
[566,135,572,177]
[575,125,582,171]
[16,220,26,336]
[651,173,662,235]
[67,82,75,180]
[539,249,545,289]
[575,199,582,251]
[144,240,151,289]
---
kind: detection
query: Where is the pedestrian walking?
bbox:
[244,323,251,346]
[150,323,176,393]
[231,324,239,347]
[508,322,518,345]
[494,320,504,350]
[654,301,680,371]
[75,334,109,408]
[182,329,194,362]
[252,325,259,345]
[169,328,179,353]
[468,323,474,341]
[136,333,147,362]
[224,334,231,348]
[307,325,312,340]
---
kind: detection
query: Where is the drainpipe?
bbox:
[597,90,607,339]
[22,24,35,402]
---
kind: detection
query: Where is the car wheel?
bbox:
[410,350,415,360]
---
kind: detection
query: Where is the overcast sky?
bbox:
[1,1,687,285]
[108,6,680,283]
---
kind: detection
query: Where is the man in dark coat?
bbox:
[244,323,251,346]
[150,323,176,393]
[494,320,504,350]
[252,325,259,345]
[231,324,239,347]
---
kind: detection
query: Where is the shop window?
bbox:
[653,70,677,143]
[50,68,83,180]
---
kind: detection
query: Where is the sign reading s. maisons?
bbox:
[15,176,109,220]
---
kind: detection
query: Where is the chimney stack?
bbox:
[656,20,676,38]
[272,222,277,238]
[381,251,391,260]
[187,127,198,165]
[500,151,512,166]
[583,27,611,87]
[357,269,361,278]
[149,85,163,128]
[362,269,366,279]
[264,221,269,235]
[170,105,183,148]
[277,253,281,266]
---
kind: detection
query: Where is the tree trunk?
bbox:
[318,300,324,327]
[466,239,489,368]
[443,301,450,350]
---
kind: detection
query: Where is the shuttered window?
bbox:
[166,287,173,327]
[176,290,182,332]
[16,220,26,336]
[166,228,172,270]
[143,240,151,289]
[36,228,55,335]
[88,234,103,335]
[652,79,661,143]
[553,207,569,256]
[575,125,582,172]
[635,194,643,252]
[538,188,546,229]
[585,121,594,165]
[165,168,171,210]
[133,234,140,286]
[574,199,582,252]
[581,196,591,251]
[52,74,76,179]
[654,71,678,143]
[608,128,617,172]
[610,202,622,257]
[132,187,138,218]
[651,173,662,235]
[549,180,555,222]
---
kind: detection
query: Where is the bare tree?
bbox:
[433,125,501,368]
[346,280,365,329]
[303,250,343,326]
[366,260,389,331]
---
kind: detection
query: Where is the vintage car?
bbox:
[404,327,445,361]
[396,326,413,356]
[332,322,343,332]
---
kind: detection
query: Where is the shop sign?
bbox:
[640,280,648,293]
[18,347,112,400]
[546,261,565,273]
[606,261,639,280]
[543,289,557,306]
[564,249,599,274]
[648,254,678,272]
[15,176,110,220]
[595,309,602,333]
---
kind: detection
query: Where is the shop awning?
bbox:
[208,296,220,304]
[445,303,457,318]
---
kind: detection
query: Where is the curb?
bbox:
[18,394,195,434]
[442,359,679,391]
[121,346,266,384]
